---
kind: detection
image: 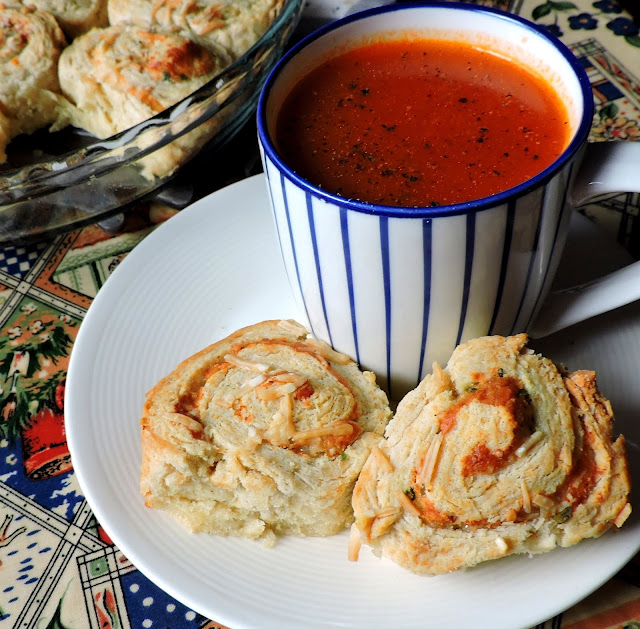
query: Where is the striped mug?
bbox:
[257,2,640,400]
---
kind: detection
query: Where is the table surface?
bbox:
[1,1,640,628]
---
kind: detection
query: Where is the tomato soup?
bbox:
[275,38,571,207]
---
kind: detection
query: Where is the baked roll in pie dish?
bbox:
[351,334,631,575]
[58,24,229,179]
[108,0,284,61]
[58,24,227,136]
[20,0,108,37]
[140,319,392,545]
[0,5,66,162]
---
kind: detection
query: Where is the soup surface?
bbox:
[275,37,571,207]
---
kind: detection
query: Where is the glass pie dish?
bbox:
[0,0,304,244]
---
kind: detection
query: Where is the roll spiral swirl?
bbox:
[141,320,391,545]
[352,334,631,575]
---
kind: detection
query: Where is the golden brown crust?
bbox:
[107,0,284,60]
[58,23,229,178]
[59,24,225,137]
[352,334,631,575]
[140,319,392,544]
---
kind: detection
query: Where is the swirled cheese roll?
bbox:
[107,0,283,61]
[0,5,66,161]
[58,24,226,139]
[21,0,108,38]
[140,320,392,545]
[58,24,228,178]
[351,334,631,575]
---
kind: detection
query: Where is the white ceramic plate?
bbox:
[66,174,640,629]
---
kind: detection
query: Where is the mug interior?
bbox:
[258,2,592,214]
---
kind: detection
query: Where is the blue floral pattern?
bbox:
[568,12,598,29]
[541,22,564,37]
[607,16,640,36]
[592,0,622,13]
[531,0,640,47]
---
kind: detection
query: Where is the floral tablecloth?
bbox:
[1,1,639,628]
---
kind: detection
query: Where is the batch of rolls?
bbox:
[140,319,631,576]
[0,0,282,169]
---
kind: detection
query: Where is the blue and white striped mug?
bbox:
[257,2,640,400]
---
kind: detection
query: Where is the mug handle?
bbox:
[529,141,640,339]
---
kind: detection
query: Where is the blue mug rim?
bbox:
[256,1,594,218]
